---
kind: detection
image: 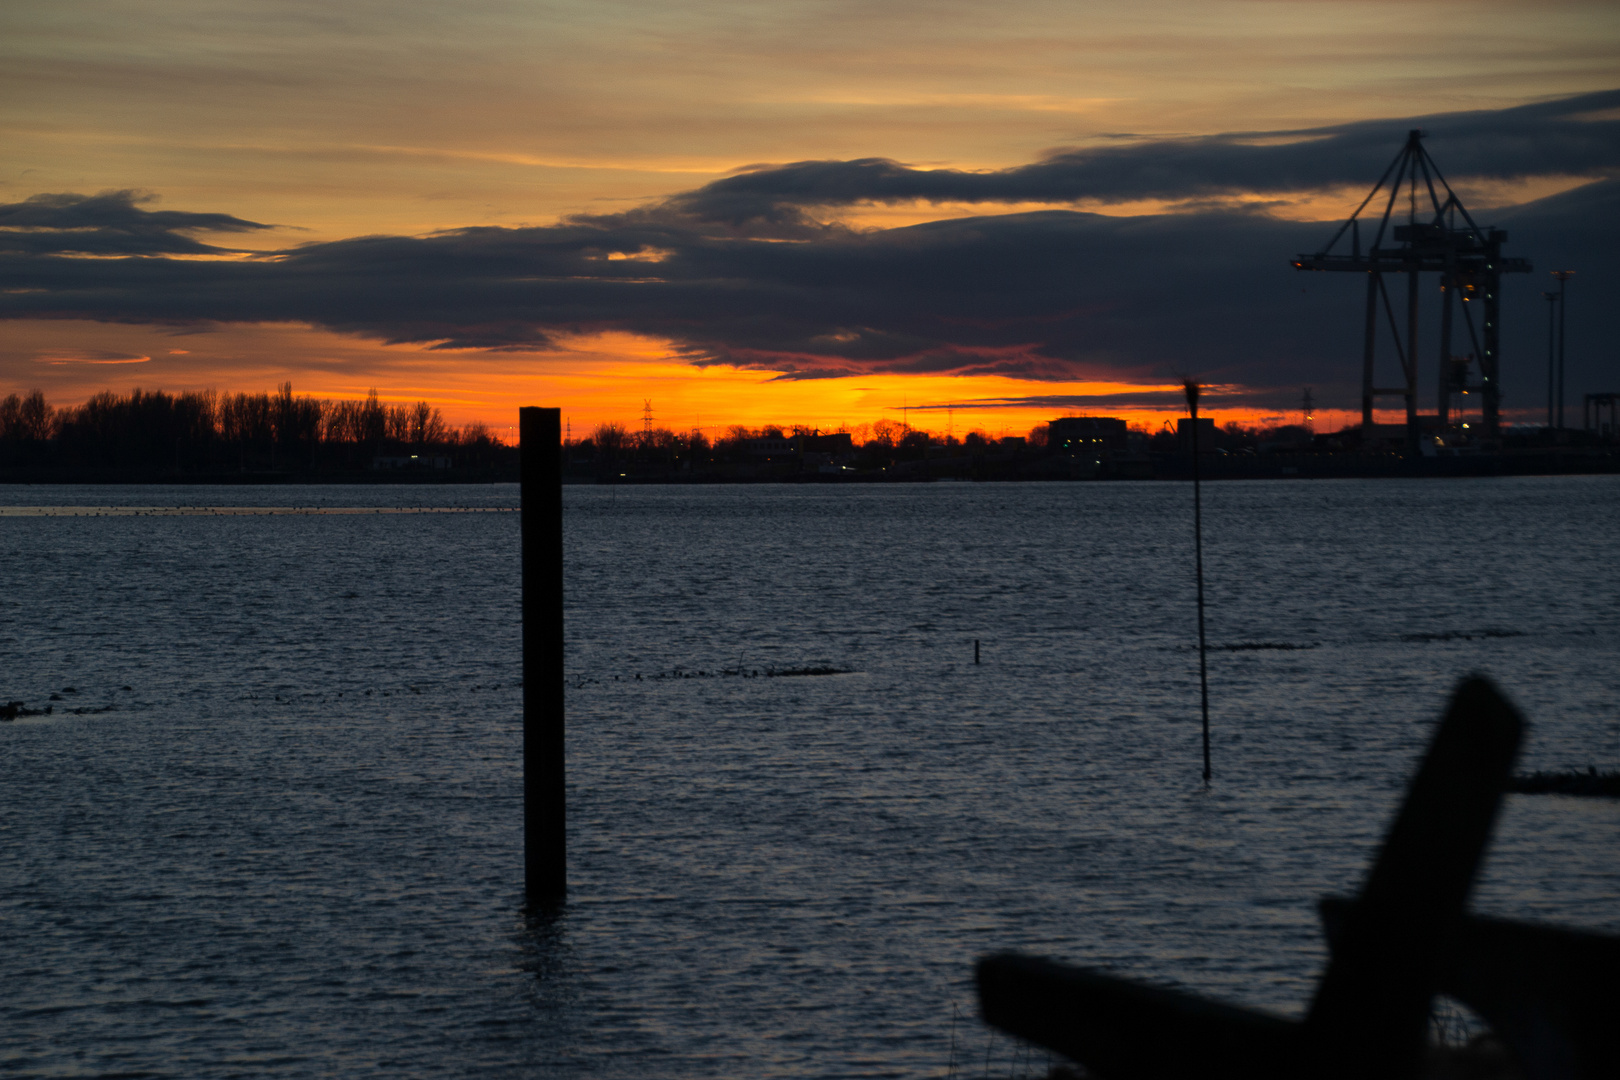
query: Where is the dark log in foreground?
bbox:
[1320,896,1620,1079]
[1304,677,1522,1076]
[977,955,1303,1080]
[978,676,1529,1080]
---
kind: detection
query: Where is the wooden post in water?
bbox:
[975,639,981,665]
[1185,381,1211,784]
[521,407,565,907]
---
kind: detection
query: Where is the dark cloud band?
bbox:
[2,94,1615,411]
[0,190,271,256]
[666,90,1620,228]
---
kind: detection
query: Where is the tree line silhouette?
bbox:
[0,384,513,477]
[2,383,1336,482]
[572,418,1037,469]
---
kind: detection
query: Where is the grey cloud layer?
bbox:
[669,91,1620,228]
[0,191,271,256]
[2,94,1615,410]
[0,200,1363,382]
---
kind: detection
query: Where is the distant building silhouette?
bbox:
[743,431,855,467]
[1177,417,1216,455]
[373,454,453,470]
[743,435,796,458]
[800,432,853,455]
[1049,417,1127,455]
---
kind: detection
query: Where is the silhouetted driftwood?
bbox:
[1320,896,1620,1078]
[977,676,1616,1080]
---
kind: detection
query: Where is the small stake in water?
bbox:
[975,639,981,665]
[1185,380,1212,783]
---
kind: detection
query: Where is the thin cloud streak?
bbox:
[908,389,1264,412]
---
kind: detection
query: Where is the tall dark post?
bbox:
[1479,230,1506,440]
[1361,273,1378,429]
[1552,271,1573,429]
[1544,291,1558,428]
[1436,267,1454,427]
[1405,268,1419,453]
[1185,381,1211,783]
[521,406,565,907]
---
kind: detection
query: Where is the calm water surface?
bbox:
[2,478,1617,1078]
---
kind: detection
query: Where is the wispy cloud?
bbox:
[32,349,151,365]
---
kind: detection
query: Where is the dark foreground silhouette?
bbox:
[977,677,1618,1080]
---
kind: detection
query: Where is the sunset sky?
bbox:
[3,0,1617,437]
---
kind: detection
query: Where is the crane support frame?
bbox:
[1291,130,1531,448]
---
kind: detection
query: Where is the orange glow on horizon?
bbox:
[4,318,1365,441]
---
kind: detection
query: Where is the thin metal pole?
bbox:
[1437,270,1454,427]
[1404,153,1419,452]
[1362,272,1378,429]
[1556,273,1570,430]
[1545,292,1557,428]
[1406,268,1419,452]
[1185,381,1211,783]
[521,406,566,908]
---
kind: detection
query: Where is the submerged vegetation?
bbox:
[1508,769,1620,797]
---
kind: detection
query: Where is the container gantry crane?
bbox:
[1292,130,1532,447]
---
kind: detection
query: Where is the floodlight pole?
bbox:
[1544,292,1558,428]
[1552,271,1574,429]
